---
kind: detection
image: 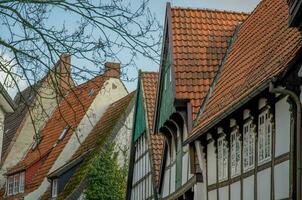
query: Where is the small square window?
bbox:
[58,125,70,141]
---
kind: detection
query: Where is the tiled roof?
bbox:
[7,75,108,194]
[192,0,302,136]
[2,54,72,162]
[171,7,248,119]
[57,92,135,200]
[141,72,164,185]
[2,82,42,161]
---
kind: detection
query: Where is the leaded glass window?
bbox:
[218,136,228,181]
[231,129,241,177]
[243,120,255,171]
[258,109,272,164]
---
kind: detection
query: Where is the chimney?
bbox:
[105,62,120,78]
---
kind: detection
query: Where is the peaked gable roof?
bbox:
[190,0,302,140]
[170,6,248,119]
[141,72,164,185]
[6,74,108,194]
[2,54,72,162]
[55,92,135,199]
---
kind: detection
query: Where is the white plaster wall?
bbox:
[182,149,189,185]
[208,189,217,200]
[162,157,170,197]
[274,160,289,199]
[243,175,254,200]
[0,83,58,187]
[275,97,291,157]
[170,164,176,194]
[193,182,205,200]
[113,107,134,167]
[230,181,240,200]
[257,168,271,200]
[219,186,229,200]
[207,141,217,185]
[25,78,128,199]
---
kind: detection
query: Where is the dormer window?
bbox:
[6,172,25,196]
[88,88,95,96]
[58,125,70,141]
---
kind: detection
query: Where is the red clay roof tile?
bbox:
[171,7,248,120]
[141,72,164,185]
[7,75,108,194]
[192,0,302,136]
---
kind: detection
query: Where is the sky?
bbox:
[1,0,261,97]
[123,0,261,91]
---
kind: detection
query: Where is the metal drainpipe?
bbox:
[269,82,301,200]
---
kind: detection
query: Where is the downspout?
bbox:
[269,81,301,200]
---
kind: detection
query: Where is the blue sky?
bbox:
[0,0,261,96]
[124,0,261,91]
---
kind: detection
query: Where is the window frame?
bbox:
[19,172,25,193]
[230,128,241,177]
[243,120,255,172]
[7,176,14,196]
[13,174,20,194]
[131,133,153,200]
[258,109,272,164]
[218,135,228,182]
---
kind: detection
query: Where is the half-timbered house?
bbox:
[153,4,248,200]
[185,0,302,200]
[126,71,164,200]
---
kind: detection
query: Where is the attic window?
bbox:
[58,125,70,141]
[88,88,95,96]
[6,172,25,196]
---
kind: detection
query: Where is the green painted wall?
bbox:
[133,83,146,141]
[157,48,175,132]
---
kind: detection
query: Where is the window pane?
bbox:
[19,172,25,193]
[13,174,19,194]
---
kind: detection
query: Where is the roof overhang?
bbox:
[185,79,272,145]
[0,83,15,113]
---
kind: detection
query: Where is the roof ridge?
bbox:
[140,71,159,74]
[171,6,250,15]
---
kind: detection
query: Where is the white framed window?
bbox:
[13,174,19,194]
[243,120,255,171]
[230,129,241,177]
[131,134,153,200]
[7,176,14,196]
[52,179,58,198]
[6,171,25,196]
[19,172,25,193]
[218,136,228,181]
[258,109,272,164]
[58,125,70,141]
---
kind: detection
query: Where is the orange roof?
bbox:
[55,92,135,199]
[70,92,134,160]
[171,6,248,119]
[141,72,164,184]
[7,75,108,193]
[192,0,302,137]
